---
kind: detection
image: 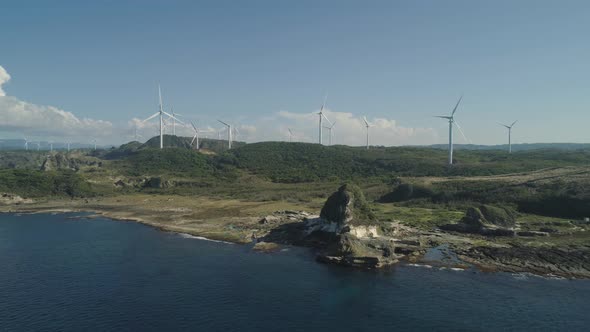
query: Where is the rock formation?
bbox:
[306,184,398,268]
[440,205,516,236]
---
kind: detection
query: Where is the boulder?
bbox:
[440,205,516,236]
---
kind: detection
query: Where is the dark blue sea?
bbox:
[1,213,589,331]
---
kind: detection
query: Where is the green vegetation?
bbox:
[0,169,94,197]
[1,141,589,224]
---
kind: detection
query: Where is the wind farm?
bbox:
[2,2,590,330]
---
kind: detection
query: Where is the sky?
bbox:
[1,0,589,146]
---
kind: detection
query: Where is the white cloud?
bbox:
[0,65,437,146]
[250,109,438,146]
[0,65,115,142]
[0,66,10,97]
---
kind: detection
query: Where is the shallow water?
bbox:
[1,213,589,331]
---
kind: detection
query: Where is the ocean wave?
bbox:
[406,263,433,269]
[178,233,234,244]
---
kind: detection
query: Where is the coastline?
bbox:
[2,195,589,279]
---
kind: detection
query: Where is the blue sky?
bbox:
[1,0,589,145]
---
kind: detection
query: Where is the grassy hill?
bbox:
[1,140,590,219]
[222,142,590,182]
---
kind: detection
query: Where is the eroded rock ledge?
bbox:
[260,184,422,269]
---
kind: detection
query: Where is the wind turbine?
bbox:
[434,96,468,166]
[92,139,97,150]
[169,108,183,136]
[323,120,336,146]
[363,116,373,150]
[131,125,143,141]
[35,142,40,151]
[190,121,200,150]
[142,84,183,149]
[288,128,294,142]
[499,120,518,153]
[218,120,232,149]
[318,94,328,145]
[24,138,28,150]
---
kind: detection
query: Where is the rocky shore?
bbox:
[2,186,589,278]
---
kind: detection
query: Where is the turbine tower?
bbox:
[132,125,143,141]
[92,139,97,150]
[23,138,28,151]
[218,120,232,149]
[190,121,200,150]
[288,128,293,142]
[318,94,327,145]
[499,120,518,153]
[434,96,468,166]
[323,120,336,146]
[363,116,372,150]
[142,84,183,149]
[170,108,183,136]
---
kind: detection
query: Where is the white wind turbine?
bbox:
[323,120,336,146]
[92,139,97,150]
[499,120,518,153]
[190,121,201,150]
[434,96,468,166]
[169,108,183,136]
[317,94,328,145]
[35,142,40,151]
[288,128,294,142]
[218,120,232,149]
[142,84,183,149]
[363,116,373,150]
[23,138,28,150]
[130,125,143,141]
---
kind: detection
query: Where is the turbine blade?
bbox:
[191,121,198,132]
[454,120,470,143]
[162,112,184,124]
[218,119,229,127]
[498,122,510,129]
[451,95,463,116]
[143,112,160,122]
[158,84,163,108]
[191,135,197,145]
[321,113,332,126]
[511,120,518,127]
[434,115,452,119]
[363,116,369,126]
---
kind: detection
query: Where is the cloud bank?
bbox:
[0,65,114,141]
[0,65,437,146]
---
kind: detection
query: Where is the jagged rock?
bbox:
[0,193,33,205]
[317,233,398,268]
[40,153,81,171]
[458,246,590,279]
